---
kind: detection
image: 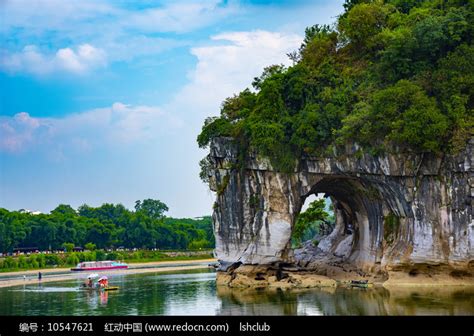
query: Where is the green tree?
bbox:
[134,199,169,220]
[341,80,449,152]
[0,203,215,257]
[338,2,391,54]
[66,253,80,266]
[252,64,286,90]
[84,242,96,251]
[51,204,76,216]
[62,242,74,252]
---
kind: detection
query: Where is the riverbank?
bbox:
[0,258,217,288]
[0,251,213,273]
[215,263,474,289]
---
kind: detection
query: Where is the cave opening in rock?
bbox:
[291,193,335,248]
[292,175,400,270]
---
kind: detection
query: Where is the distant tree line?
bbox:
[0,199,214,253]
[0,250,213,272]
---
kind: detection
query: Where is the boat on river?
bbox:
[80,274,119,291]
[80,285,119,291]
[349,280,373,288]
[71,260,128,271]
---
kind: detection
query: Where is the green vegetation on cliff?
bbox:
[0,199,214,253]
[198,0,474,172]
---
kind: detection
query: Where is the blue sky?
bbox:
[0,0,344,217]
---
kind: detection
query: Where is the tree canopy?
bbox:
[135,199,169,220]
[0,200,214,253]
[198,0,474,173]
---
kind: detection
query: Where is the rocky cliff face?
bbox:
[206,137,473,279]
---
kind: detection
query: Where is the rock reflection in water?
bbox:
[1,270,472,316]
[216,286,474,315]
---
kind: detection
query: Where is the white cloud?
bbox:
[56,44,106,73]
[1,0,344,79]
[0,103,179,154]
[165,30,302,124]
[0,0,238,72]
[125,1,238,33]
[192,30,301,87]
[0,112,44,152]
[0,29,301,155]
[1,0,235,36]
[1,44,106,75]
[0,0,117,34]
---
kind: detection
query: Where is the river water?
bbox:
[0,269,473,315]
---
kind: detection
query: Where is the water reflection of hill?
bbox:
[1,270,472,316]
[216,286,474,315]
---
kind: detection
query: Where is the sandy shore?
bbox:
[0,259,217,289]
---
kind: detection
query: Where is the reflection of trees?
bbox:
[0,282,92,315]
[1,272,473,316]
[216,286,391,315]
[306,287,391,315]
[384,287,474,315]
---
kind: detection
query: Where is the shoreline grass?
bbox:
[0,251,214,274]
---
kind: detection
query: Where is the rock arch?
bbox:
[207,137,473,276]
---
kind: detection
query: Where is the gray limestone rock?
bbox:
[206,137,474,274]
